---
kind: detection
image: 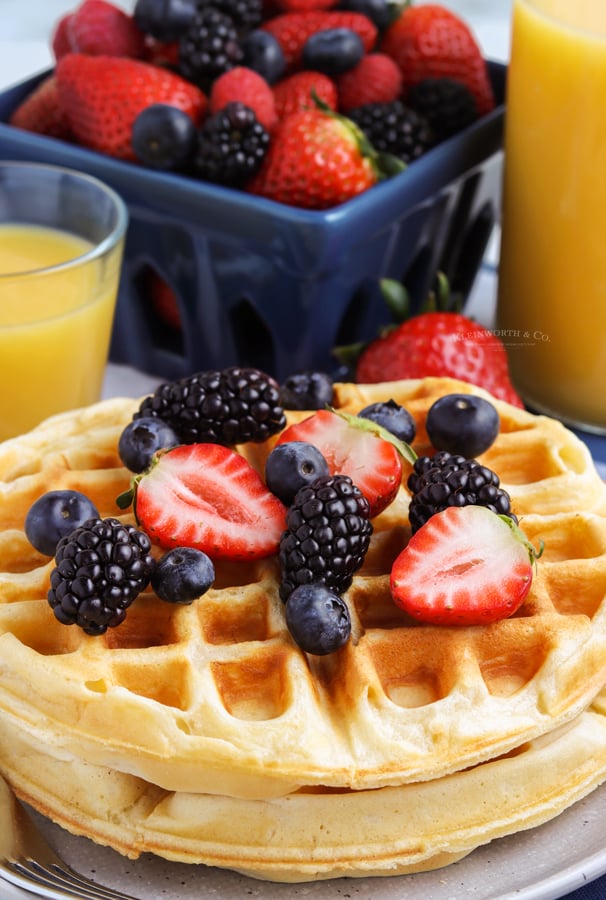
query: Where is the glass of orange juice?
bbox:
[0,161,128,441]
[496,0,606,433]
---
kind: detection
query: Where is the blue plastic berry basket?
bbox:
[0,63,505,383]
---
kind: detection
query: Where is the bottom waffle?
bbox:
[1,693,606,883]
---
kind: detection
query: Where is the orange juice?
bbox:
[497,0,606,431]
[0,224,122,441]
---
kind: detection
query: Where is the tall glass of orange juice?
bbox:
[0,161,128,441]
[497,0,606,433]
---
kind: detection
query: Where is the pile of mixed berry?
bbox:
[26,366,541,655]
[9,0,496,209]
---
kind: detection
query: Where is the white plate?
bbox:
[2,781,606,900]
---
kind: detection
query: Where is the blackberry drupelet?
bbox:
[178,5,243,90]
[48,518,156,635]
[134,366,286,445]
[407,77,478,143]
[407,451,516,534]
[279,473,373,602]
[192,102,270,187]
[348,100,434,164]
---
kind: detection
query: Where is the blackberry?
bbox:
[207,0,263,33]
[48,518,156,635]
[178,5,243,91]
[407,451,516,534]
[407,77,478,143]
[134,366,286,445]
[348,100,434,164]
[192,102,270,187]
[279,474,372,602]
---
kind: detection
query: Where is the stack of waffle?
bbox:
[1,376,606,882]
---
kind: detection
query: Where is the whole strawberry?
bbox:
[355,311,523,407]
[67,0,146,58]
[380,3,495,117]
[248,105,402,209]
[9,75,73,141]
[262,11,377,72]
[55,53,207,160]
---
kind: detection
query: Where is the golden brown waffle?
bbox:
[2,692,606,883]
[1,376,606,812]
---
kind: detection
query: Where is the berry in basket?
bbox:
[8,0,496,210]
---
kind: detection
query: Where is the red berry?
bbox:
[248,106,378,209]
[275,408,405,517]
[381,3,495,116]
[210,67,277,131]
[355,312,523,408]
[9,75,73,141]
[132,443,287,560]
[390,505,538,626]
[67,0,146,59]
[56,53,207,161]
[273,71,338,119]
[262,11,377,72]
[336,52,402,112]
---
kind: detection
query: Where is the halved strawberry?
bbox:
[390,505,540,626]
[128,444,287,560]
[274,409,410,517]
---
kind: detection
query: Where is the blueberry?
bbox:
[118,417,180,473]
[132,104,197,171]
[241,30,286,84]
[25,490,99,557]
[265,441,330,505]
[152,547,215,604]
[280,371,334,410]
[285,584,351,655]
[358,399,416,444]
[426,393,500,458]
[301,28,365,76]
[134,0,197,41]
[338,0,393,30]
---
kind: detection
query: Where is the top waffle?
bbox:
[1,376,606,801]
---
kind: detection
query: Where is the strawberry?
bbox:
[273,71,338,120]
[130,444,287,560]
[9,74,74,141]
[380,4,495,117]
[51,12,75,60]
[336,52,402,113]
[355,311,523,408]
[274,408,412,517]
[55,54,207,161]
[68,0,146,58]
[248,104,402,209]
[390,505,540,626]
[146,271,182,331]
[210,67,277,132]
[262,11,377,72]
